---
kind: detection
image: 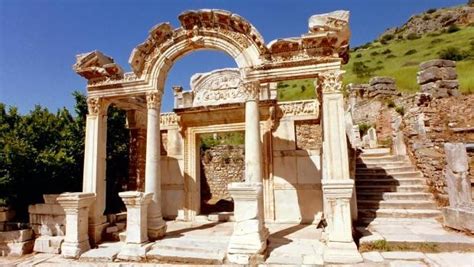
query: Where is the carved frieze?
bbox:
[160,112,180,126]
[74,51,124,84]
[278,100,320,118]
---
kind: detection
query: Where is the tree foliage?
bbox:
[0,92,129,220]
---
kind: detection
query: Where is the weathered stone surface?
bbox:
[33,235,64,254]
[444,143,469,173]
[419,59,456,70]
[417,66,457,85]
[362,251,384,262]
[0,229,33,243]
[443,206,474,233]
[295,120,322,150]
[370,76,396,85]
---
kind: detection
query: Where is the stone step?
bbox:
[356,192,434,201]
[356,171,423,179]
[356,185,428,193]
[359,148,391,157]
[358,155,408,161]
[356,166,416,173]
[358,208,441,219]
[357,200,437,210]
[356,178,426,186]
[146,247,226,264]
[356,162,412,169]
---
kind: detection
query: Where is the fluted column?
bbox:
[144,91,166,240]
[227,81,267,265]
[82,97,109,245]
[318,70,362,264]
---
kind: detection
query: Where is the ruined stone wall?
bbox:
[401,94,474,205]
[295,120,322,150]
[201,145,245,201]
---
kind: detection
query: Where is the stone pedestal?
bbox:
[57,192,96,259]
[322,180,362,264]
[118,191,153,261]
[227,182,268,264]
[145,92,167,240]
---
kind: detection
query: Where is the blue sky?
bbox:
[0,0,467,113]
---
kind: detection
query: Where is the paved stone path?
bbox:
[1,221,473,266]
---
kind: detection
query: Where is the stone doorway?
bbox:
[198,132,245,215]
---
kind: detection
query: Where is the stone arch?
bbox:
[128,9,268,95]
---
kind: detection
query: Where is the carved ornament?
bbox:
[146,91,162,109]
[319,70,344,93]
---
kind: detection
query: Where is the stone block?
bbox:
[28,203,65,215]
[272,120,296,151]
[0,239,34,256]
[273,154,297,186]
[0,209,15,222]
[43,194,61,204]
[369,76,395,85]
[444,143,469,173]
[296,154,321,184]
[162,189,184,219]
[274,189,301,222]
[362,251,384,262]
[33,235,64,254]
[417,66,457,85]
[420,59,456,70]
[443,206,474,233]
[0,229,33,243]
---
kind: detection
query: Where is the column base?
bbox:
[147,223,167,241]
[227,182,268,265]
[323,241,362,264]
[61,240,90,259]
[117,242,153,262]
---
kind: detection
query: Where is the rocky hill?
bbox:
[278,3,474,99]
[380,4,474,39]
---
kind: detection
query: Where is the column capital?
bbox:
[146,91,162,109]
[57,192,96,211]
[318,70,344,94]
[86,97,109,116]
[241,81,260,101]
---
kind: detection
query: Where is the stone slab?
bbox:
[79,245,121,262]
[381,251,425,260]
[362,251,384,262]
[420,59,456,70]
[389,260,427,267]
[443,206,474,233]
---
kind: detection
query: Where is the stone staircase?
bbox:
[355,148,441,224]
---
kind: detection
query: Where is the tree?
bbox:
[0,91,129,220]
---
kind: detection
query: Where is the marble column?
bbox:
[126,110,147,191]
[118,191,153,261]
[227,81,268,265]
[82,97,109,245]
[144,91,166,240]
[319,70,362,264]
[57,192,96,259]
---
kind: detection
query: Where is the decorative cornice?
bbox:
[319,70,344,93]
[146,91,162,109]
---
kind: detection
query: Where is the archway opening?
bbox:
[199,131,245,215]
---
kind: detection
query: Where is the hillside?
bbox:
[278,5,474,100]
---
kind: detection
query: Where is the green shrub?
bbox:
[395,106,405,116]
[377,60,383,64]
[406,33,420,40]
[427,32,441,37]
[386,99,396,108]
[352,62,373,78]
[370,51,379,56]
[386,54,396,59]
[430,38,443,44]
[447,24,460,33]
[358,123,373,136]
[355,53,362,58]
[404,49,417,55]
[381,49,392,55]
[423,15,430,21]
[397,35,404,40]
[426,8,437,14]
[438,47,469,61]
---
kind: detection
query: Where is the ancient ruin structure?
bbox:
[70,9,361,263]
